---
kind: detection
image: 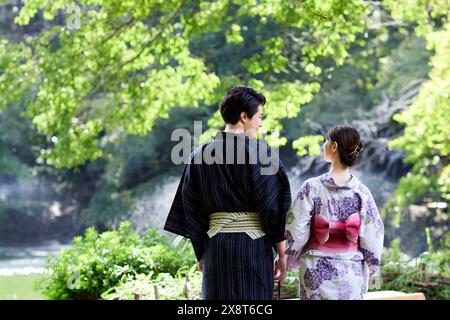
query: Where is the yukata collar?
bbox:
[215,131,249,141]
[319,172,360,190]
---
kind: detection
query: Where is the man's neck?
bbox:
[224,124,245,134]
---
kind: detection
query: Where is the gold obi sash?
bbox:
[207,212,266,240]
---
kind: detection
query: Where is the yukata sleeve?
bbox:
[164,155,208,262]
[285,180,315,271]
[359,187,384,292]
[249,143,292,247]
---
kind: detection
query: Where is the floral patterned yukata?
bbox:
[285,172,384,300]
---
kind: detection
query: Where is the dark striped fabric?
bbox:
[164,131,292,300]
[202,233,274,300]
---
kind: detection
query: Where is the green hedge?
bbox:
[101,268,202,300]
[378,238,449,300]
[36,221,196,300]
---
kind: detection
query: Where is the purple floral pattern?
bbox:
[312,197,323,215]
[316,258,340,280]
[351,254,363,261]
[364,196,377,221]
[327,198,339,218]
[334,260,349,277]
[376,218,385,234]
[360,248,380,275]
[300,287,308,300]
[350,260,363,276]
[285,231,301,270]
[299,255,368,300]
[319,174,338,188]
[300,285,324,300]
[304,269,321,290]
[319,174,335,186]
[327,194,361,221]
[304,258,339,290]
[285,230,294,247]
[338,281,352,300]
[297,182,311,200]
[340,194,361,219]
[309,293,323,300]
[287,254,300,270]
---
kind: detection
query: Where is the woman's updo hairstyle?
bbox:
[326,125,364,167]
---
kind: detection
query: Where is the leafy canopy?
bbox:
[1,0,369,168]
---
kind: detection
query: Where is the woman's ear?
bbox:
[332,142,338,152]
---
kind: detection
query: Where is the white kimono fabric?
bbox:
[285,172,384,300]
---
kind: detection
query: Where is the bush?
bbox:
[101,266,202,300]
[36,221,196,300]
[279,271,300,299]
[379,237,450,299]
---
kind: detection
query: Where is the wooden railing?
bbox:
[363,291,426,300]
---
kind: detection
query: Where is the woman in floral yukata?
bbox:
[285,125,384,300]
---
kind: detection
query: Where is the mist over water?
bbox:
[0,178,53,203]
[0,243,69,276]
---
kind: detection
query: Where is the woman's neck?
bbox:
[329,161,352,185]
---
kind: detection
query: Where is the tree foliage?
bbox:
[0,0,448,256]
[0,0,371,168]
[385,0,449,219]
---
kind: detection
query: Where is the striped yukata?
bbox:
[164,131,292,300]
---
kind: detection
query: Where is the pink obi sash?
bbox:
[307,213,361,253]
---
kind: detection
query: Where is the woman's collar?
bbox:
[319,171,359,190]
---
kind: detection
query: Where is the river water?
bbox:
[0,243,69,276]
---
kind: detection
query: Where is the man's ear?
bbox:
[240,111,248,122]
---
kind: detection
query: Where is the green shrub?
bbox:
[101,266,202,300]
[379,237,450,299]
[36,221,196,300]
[280,271,300,299]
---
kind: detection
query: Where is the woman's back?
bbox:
[285,125,384,300]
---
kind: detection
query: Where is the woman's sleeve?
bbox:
[164,156,208,262]
[359,188,384,292]
[285,181,315,271]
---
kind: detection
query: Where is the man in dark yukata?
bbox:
[164,86,292,300]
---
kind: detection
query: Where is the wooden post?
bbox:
[154,285,160,300]
[184,274,190,300]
